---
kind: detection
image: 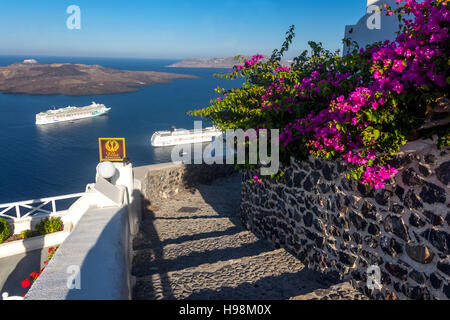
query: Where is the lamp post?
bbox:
[96,161,117,183]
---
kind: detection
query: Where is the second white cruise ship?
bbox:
[151,126,223,147]
[35,102,110,125]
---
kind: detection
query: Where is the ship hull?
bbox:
[151,128,222,147]
[36,105,110,125]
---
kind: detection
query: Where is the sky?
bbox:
[0,0,367,59]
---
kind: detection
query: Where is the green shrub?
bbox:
[0,217,11,243]
[36,217,63,235]
[190,0,449,189]
[20,230,33,239]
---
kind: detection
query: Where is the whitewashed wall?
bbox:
[343,0,401,54]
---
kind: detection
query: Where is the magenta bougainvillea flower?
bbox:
[194,0,449,189]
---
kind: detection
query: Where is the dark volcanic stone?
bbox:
[349,211,367,231]
[437,261,450,276]
[303,211,313,227]
[314,159,323,170]
[293,171,307,187]
[329,226,341,237]
[344,195,352,207]
[401,283,410,297]
[380,271,391,286]
[403,190,423,209]
[351,270,363,281]
[319,183,330,193]
[389,154,412,168]
[422,229,449,254]
[408,271,425,284]
[364,235,378,248]
[402,168,423,186]
[368,223,381,236]
[361,201,377,220]
[303,176,313,192]
[408,286,430,300]
[310,172,321,185]
[322,164,337,181]
[313,219,324,233]
[385,262,408,281]
[275,186,284,199]
[286,176,294,189]
[357,183,374,197]
[409,213,426,228]
[418,165,431,177]
[337,161,347,174]
[361,250,383,265]
[394,185,405,201]
[332,214,343,228]
[311,205,323,218]
[444,284,450,299]
[391,204,405,214]
[405,244,434,264]
[375,189,393,206]
[384,215,410,241]
[343,231,351,242]
[436,161,450,185]
[422,211,444,226]
[342,178,358,192]
[339,252,357,266]
[424,154,436,164]
[419,182,446,204]
[393,282,402,292]
[304,229,316,241]
[288,196,298,207]
[381,237,403,257]
[315,236,324,248]
[352,232,362,244]
[430,273,442,289]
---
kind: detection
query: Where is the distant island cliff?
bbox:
[0,61,198,96]
[166,56,293,68]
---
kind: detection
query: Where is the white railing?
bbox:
[0,193,86,221]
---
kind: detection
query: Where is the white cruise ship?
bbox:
[35,102,110,125]
[151,126,223,147]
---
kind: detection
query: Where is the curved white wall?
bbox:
[343,0,401,54]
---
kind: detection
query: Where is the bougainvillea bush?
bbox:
[190,0,449,189]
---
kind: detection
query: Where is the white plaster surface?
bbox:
[25,206,132,300]
[343,0,401,54]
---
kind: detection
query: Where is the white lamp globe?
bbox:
[98,161,116,179]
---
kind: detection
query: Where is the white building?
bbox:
[343,0,402,54]
[22,59,38,64]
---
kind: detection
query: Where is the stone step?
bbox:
[133,216,241,250]
[133,248,313,300]
[132,231,269,277]
[132,173,368,300]
[289,282,370,300]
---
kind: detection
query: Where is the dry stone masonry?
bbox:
[142,163,235,202]
[135,170,366,300]
[241,138,450,300]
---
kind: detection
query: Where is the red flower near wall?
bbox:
[21,279,30,288]
[30,272,39,280]
[19,245,60,297]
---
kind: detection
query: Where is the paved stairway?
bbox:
[132,173,368,300]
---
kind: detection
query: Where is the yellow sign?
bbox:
[98,138,126,162]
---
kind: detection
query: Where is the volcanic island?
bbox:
[0,61,198,96]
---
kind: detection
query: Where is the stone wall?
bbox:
[240,139,450,300]
[139,162,235,204]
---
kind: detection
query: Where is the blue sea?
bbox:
[0,56,239,203]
